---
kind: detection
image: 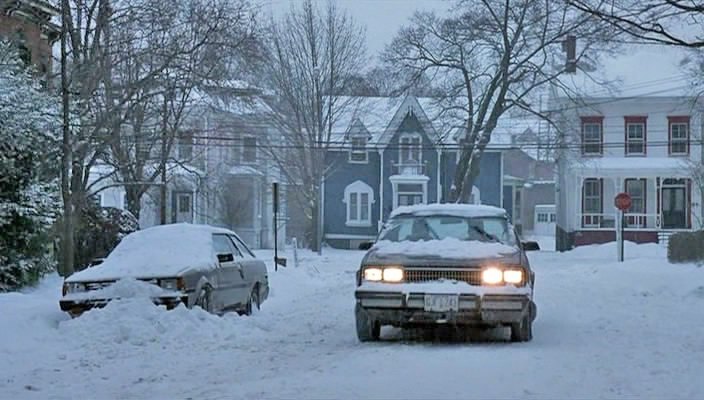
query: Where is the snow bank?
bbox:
[390,203,507,219]
[62,278,181,302]
[66,223,231,282]
[372,238,517,259]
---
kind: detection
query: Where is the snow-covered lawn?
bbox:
[1,242,703,399]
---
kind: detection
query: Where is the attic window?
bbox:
[349,136,368,163]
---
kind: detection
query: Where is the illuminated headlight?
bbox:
[63,282,86,294]
[159,278,181,291]
[363,267,404,282]
[503,269,524,285]
[481,267,503,285]
[382,267,404,283]
[363,268,383,282]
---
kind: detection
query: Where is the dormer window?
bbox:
[349,136,368,163]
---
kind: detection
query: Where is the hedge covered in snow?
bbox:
[667,231,704,264]
[0,41,61,291]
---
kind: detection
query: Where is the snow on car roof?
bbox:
[389,203,508,219]
[66,223,237,283]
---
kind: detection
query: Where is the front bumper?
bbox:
[59,295,188,317]
[355,289,533,327]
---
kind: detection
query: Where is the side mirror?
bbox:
[522,241,541,252]
[217,253,234,263]
[358,241,374,251]
[89,258,105,268]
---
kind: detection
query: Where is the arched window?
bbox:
[343,180,374,227]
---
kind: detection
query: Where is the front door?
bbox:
[172,192,194,223]
[662,187,687,229]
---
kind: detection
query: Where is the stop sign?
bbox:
[614,192,632,211]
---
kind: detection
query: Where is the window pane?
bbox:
[349,193,358,220]
[627,124,644,139]
[627,142,644,154]
[360,193,369,220]
[242,137,257,162]
[178,195,191,213]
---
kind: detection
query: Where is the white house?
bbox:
[554,46,704,249]
[86,82,287,249]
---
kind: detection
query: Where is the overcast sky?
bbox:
[264,0,446,62]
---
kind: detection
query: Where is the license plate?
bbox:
[423,294,459,312]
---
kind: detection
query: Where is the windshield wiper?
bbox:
[470,226,500,243]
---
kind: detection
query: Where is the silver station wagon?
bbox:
[355,204,540,342]
[60,223,269,317]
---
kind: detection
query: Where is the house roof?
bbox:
[332,95,519,149]
[559,45,696,99]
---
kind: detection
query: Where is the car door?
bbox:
[228,234,267,301]
[212,234,247,311]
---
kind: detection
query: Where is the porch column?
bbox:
[655,177,661,229]
[575,175,583,229]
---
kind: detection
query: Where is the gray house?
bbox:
[322,96,505,249]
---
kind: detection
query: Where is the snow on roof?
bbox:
[561,45,696,98]
[66,223,237,282]
[389,203,508,219]
[228,165,263,176]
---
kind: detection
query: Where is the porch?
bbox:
[574,175,695,233]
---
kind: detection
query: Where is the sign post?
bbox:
[614,192,632,262]
[272,182,287,271]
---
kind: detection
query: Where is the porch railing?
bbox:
[392,162,426,176]
[579,213,661,230]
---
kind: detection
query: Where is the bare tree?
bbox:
[260,0,366,252]
[384,0,611,203]
[55,0,257,274]
[568,0,704,48]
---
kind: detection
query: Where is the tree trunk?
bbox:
[58,0,74,277]
[310,200,320,253]
[125,187,142,220]
[451,142,475,203]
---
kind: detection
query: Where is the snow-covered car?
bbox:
[60,223,269,317]
[354,204,540,342]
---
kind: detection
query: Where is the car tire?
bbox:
[243,284,260,316]
[510,314,533,342]
[355,304,380,342]
[195,285,213,313]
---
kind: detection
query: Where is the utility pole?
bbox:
[59,0,74,276]
[160,87,168,225]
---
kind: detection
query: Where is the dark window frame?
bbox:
[580,116,603,156]
[668,116,690,156]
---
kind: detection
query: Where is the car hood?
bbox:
[362,239,521,267]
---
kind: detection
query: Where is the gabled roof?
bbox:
[375,96,442,148]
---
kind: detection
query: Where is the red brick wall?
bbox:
[573,230,659,247]
[0,13,53,76]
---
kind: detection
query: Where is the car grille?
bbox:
[404,269,483,286]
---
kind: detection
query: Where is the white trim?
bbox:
[436,149,442,202]
[348,135,369,164]
[343,180,375,227]
[500,151,504,208]
[325,233,376,240]
[399,133,423,164]
[379,149,385,229]
[389,175,429,209]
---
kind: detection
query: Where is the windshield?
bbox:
[378,215,516,246]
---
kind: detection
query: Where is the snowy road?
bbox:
[1,242,704,399]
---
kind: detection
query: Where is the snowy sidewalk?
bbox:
[1,243,703,399]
